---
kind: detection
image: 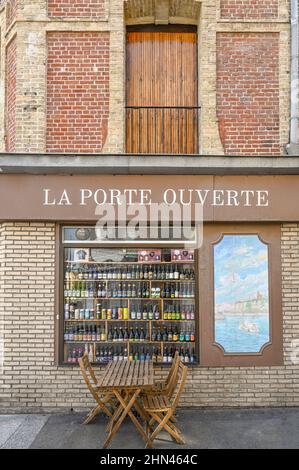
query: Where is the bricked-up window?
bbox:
[216,33,280,156]
[200,224,283,367]
[46,32,110,153]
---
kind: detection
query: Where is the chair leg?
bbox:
[149,411,185,445]
[83,399,113,425]
[83,405,102,425]
[157,412,181,435]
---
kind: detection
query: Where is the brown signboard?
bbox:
[0,174,298,222]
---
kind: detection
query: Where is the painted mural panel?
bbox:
[214,235,270,353]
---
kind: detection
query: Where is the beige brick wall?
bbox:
[0,222,299,412]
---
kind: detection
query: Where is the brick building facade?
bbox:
[1,1,299,413]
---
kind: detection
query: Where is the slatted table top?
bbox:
[98,360,154,390]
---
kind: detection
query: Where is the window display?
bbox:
[62,243,198,365]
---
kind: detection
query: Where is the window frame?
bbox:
[56,224,200,366]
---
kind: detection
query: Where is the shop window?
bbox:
[214,235,270,354]
[200,224,283,367]
[59,226,199,366]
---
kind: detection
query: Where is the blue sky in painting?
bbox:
[214,235,269,306]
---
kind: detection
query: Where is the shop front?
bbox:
[0,167,298,410]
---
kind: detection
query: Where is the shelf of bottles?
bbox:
[63,247,197,365]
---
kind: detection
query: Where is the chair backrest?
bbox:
[78,353,99,401]
[165,351,181,398]
[171,361,188,411]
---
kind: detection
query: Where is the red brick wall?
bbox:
[46,32,110,154]
[220,0,278,19]
[5,36,17,152]
[47,0,105,18]
[216,33,280,156]
[6,0,17,28]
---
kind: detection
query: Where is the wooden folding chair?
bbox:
[78,354,115,424]
[146,351,180,396]
[141,361,188,448]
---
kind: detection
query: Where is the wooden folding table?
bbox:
[97,359,154,449]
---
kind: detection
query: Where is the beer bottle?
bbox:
[151,326,157,342]
[140,348,145,361]
[156,328,162,342]
[131,283,136,298]
[92,325,96,342]
[162,327,168,342]
[96,326,101,342]
[145,284,150,298]
[88,344,94,363]
[119,327,124,342]
[173,327,179,342]
[101,326,107,342]
[154,305,160,320]
[127,283,132,298]
[144,265,148,280]
[129,327,134,342]
[136,305,142,320]
[124,347,128,360]
[131,306,137,320]
[148,265,153,280]
[169,265,174,280]
[107,327,113,342]
[113,327,118,342]
[157,348,163,363]
[176,304,181,321]
[123,327,129,341]
[83,326,88,342]
[171,305,176,321]
[117,283,122,298]
[163,347,168,363]
[179,329,185,342]
[185,329,190,342]
[190,329,195,342]
[129,349,134,361]
[142,305,148,320]
[139,265,144,280]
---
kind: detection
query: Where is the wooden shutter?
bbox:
[126,27,198,154]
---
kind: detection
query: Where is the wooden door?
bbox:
[126,26,198,154]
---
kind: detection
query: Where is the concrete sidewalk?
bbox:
[0,408,299,449]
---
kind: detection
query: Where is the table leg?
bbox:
[103,389,151,449]
[114,390,152,447]
[106,391,129,433]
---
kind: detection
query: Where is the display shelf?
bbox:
[63,246,197,364]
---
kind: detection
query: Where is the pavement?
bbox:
[0,408,299,449]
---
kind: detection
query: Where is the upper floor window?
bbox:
[126,25,199,154]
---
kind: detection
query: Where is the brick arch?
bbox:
[124,0,200,25]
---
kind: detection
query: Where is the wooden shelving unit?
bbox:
[63,249,198,365]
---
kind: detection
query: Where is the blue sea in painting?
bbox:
[215,315,270,353]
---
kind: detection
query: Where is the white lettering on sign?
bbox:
[43,189,72,206]
[43,188,269,208]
